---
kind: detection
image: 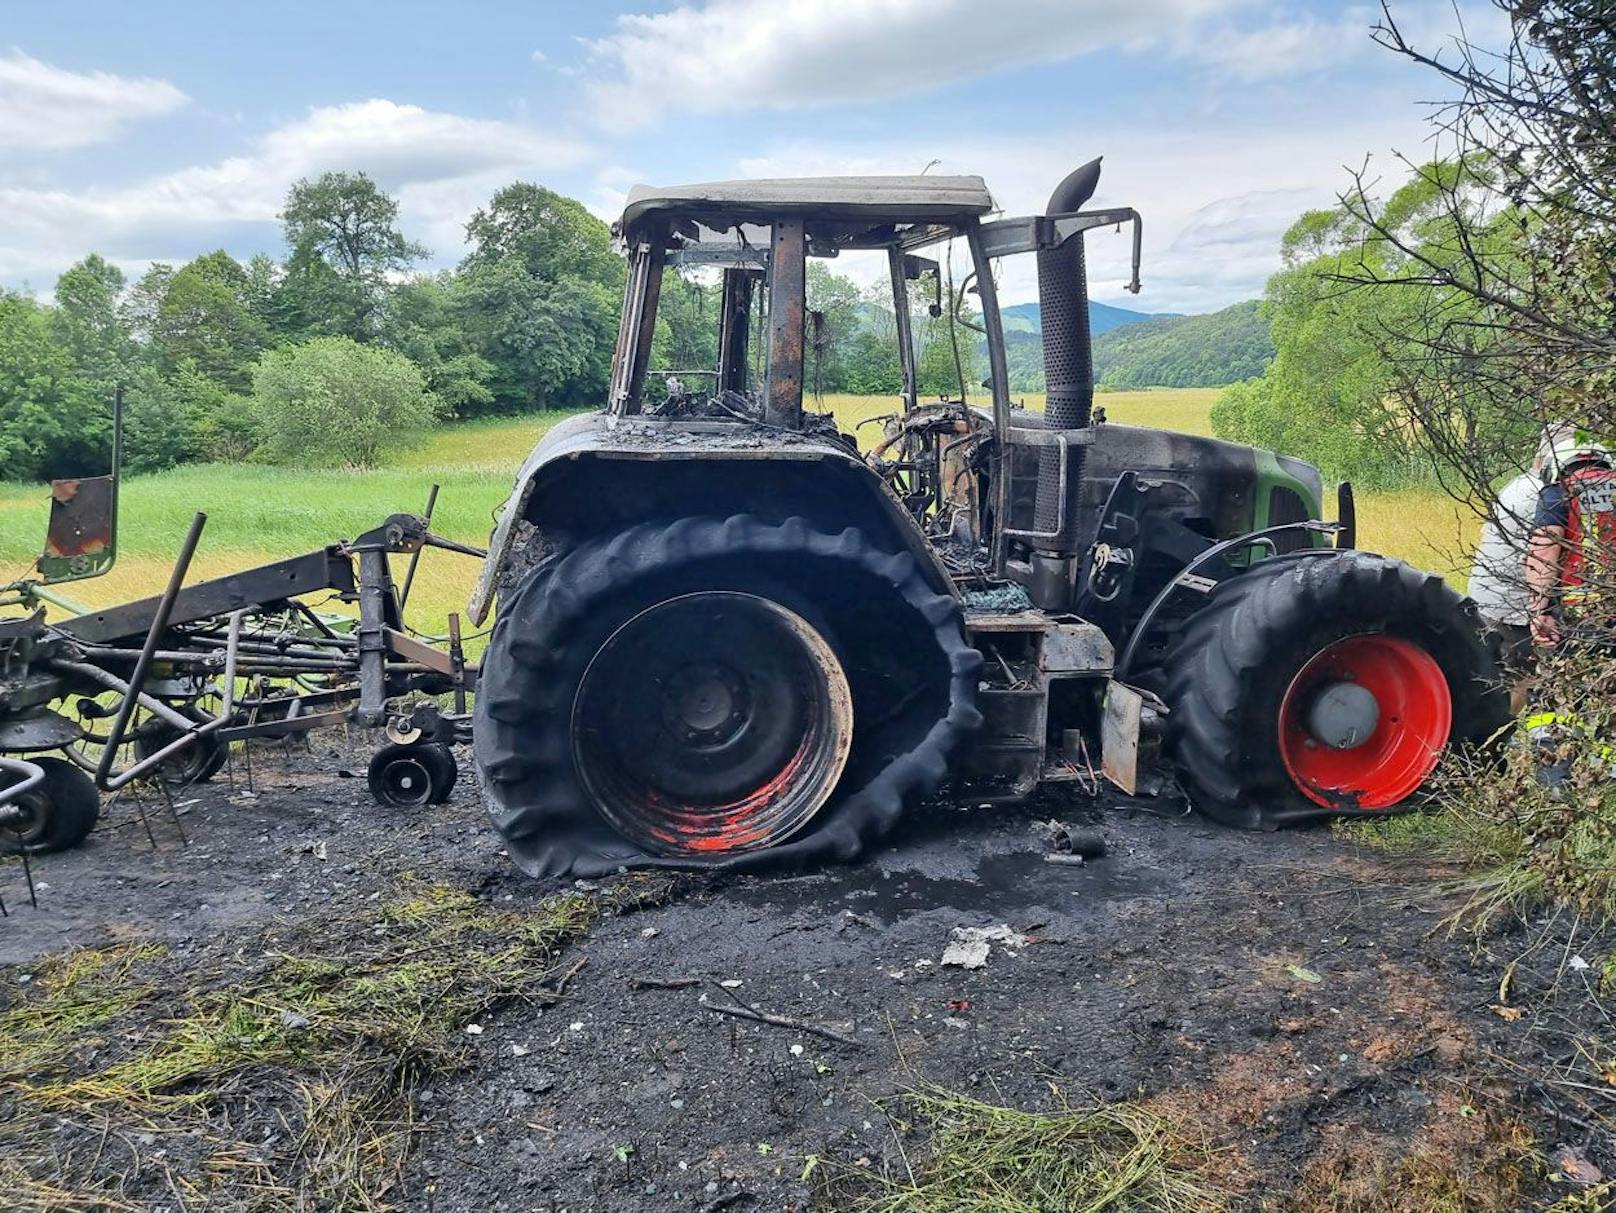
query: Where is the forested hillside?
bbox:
[1000,299,1273,391]
[1000,300,1178,337]
[1094,300,1274,388]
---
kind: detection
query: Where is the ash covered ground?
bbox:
[0,734,1600,1211]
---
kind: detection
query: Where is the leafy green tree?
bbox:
[464,183,622,287]
[278,172,425,341]
[0,291,105,479]
[122,263,174,345]
[1210,163,1510,487]
[380,275,495,417]
[53,254,134,391]
[803,263,864,395]
[151,251,269,391]
[457,259,617,410]
[650,272,720,390]
[250,337,439,468]
[121,363,196,473]
[458,181,624,411]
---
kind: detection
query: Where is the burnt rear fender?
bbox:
[469,411,954,623]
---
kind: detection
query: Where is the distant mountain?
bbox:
[1094,300,1274,388]
[1000,301,1180,337]
[999,299,1273,391]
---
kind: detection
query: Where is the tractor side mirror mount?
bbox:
[902,255,943,317]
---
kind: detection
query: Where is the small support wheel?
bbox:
[417,743,458,804]
[367,744,442,809]
[134,721,228,786]
[0,758,101,855]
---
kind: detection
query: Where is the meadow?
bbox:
[0,389,1479,635]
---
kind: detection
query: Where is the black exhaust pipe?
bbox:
[1033,158,1103,550]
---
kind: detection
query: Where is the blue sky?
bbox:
[0,0,1503,313]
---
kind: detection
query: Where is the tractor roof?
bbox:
[620,175,995,242]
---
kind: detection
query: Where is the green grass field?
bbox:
[0,390,1478,632]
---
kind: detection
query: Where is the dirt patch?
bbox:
[0,737,1604,1210]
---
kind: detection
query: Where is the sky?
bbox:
[0,0,1505,314]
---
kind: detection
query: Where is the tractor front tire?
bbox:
[1163,551,1508,829]
[474,515,982,878]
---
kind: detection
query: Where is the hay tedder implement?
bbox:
[0,413,480,900]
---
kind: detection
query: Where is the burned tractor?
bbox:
[471,162,1507,878]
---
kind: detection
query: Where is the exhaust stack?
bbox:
[1033,158,1103,551]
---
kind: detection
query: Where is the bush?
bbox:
[250,337,438,468]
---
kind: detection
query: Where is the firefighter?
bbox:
[1468,427,1568,699]
[1526,439,1616,648]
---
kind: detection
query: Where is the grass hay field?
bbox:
[0,391,1479,632]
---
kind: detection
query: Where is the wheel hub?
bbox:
[664,664,748,744]
[1304,681,1381,751]
[380,756,432,807]
[572,591,853,857]
[1278,633,1452,810]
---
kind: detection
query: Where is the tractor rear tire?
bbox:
[474,515,982,878]
[1163,550,1509,829]
[0,758,100,855]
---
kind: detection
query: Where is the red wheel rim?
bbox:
[1277,634,1452,810]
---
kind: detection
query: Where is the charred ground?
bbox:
[0,736,1603,1211]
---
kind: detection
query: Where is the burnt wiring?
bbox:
[861,402,995,579]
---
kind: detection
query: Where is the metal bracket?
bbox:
[1000,432,1076,545]
[1003,425,1095,449]
[977,208,1144,293]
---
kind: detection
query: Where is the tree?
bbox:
[250,337,439,468]
[380,275,495,417]
[464,183,622,288]
[279,172,425,341]
[804,263,864,395]
[650,272,720,389]
[121,363,194,474]
[458,181,625,411]
[1209,163,1506,486]
[123,264,174,345]
[457,259,617,410]
[1286,3,1615,506]
[53,254,133,390]
[0,291,105,480]
[281,171,425,282]
[151,251,269,391]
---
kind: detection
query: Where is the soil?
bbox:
[1,734,1607,1211]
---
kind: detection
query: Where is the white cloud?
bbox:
[0,51,187,150]
[582,0,1240,128]
[0,99,589,283]
[582,0,1505,127]
[1179,2,1510,84]
[734,109,1436,313]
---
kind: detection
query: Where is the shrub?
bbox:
[250,337,438,468]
